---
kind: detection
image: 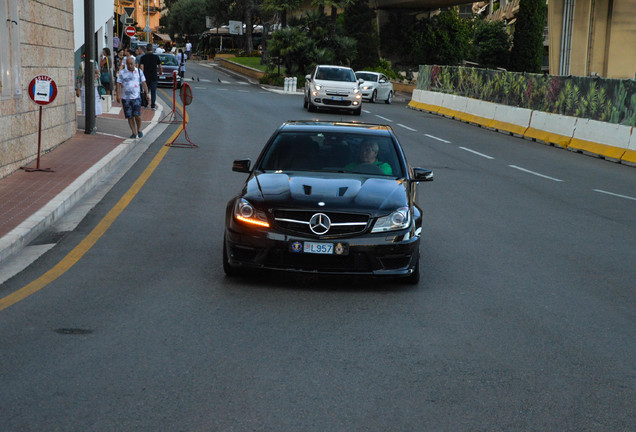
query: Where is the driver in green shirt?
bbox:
[344,140,392,175]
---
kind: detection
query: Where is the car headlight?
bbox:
[371,207,410,233]
[313,84,322,91]
[353,88,360,94]
[362,85,370,90]
[234,198,269,228]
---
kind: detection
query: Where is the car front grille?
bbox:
[264,249,374,272]
[322,99,352,106]
[273,210,369,237]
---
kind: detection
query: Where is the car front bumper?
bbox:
[224,222,420,277]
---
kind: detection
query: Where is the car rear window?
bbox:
[259,132,403,177]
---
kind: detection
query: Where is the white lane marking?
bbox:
[509,165,563,182]
[424,134,451,143]
[375,115,393,122]
[459,147,494,160]
[195,87,206,89]
[238,90,249,93]
[397,123,417,131]
[362,109,371,114]
[199,79,211,83]
[593,189,636,201]
[217,88,228,91]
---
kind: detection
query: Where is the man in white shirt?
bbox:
[185,41,192,59]
[116,57,150,138]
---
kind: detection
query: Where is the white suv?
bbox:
[304,65,363,115]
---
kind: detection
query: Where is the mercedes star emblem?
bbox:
[309,213,331,235]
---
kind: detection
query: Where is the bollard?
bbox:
[284,77,290,93]
[292,77,297,93]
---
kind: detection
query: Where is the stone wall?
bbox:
[0,0,76,179]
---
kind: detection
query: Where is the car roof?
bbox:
[316,65,353,70]
[355,71,380,75]
[278,121,394,135]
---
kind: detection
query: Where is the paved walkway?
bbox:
[0,97,163,267]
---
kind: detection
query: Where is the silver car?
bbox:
[304,65,363,115]
[355,71,393,104]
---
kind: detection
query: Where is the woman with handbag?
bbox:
[99,47,112,95]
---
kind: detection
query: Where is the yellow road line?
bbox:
[0,95,186,312]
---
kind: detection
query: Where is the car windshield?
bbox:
[355,73,378,82]
[315,67,356,82]
[158,55,178,66]
[258,132,403,177]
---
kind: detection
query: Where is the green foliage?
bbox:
[164,0,210,36]
[471,20,511,69]
[342,0,379,70]
[510,0,547,73]
[268,26,316,76]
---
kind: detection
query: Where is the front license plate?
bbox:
[304,242,333,254]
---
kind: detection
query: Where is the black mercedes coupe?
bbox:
[223,121,433,283]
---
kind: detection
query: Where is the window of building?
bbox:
[1,0,23,99]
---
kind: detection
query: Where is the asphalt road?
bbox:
[0,61,634,431]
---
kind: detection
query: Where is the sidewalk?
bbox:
[0,96,164,271]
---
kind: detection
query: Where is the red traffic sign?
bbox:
[28,75,58,106]
[125,26,136,37]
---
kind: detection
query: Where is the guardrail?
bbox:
[409,90,636,166]
[217,58,265,81]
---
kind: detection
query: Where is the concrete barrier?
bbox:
[443,94,467,120]
[569,119,631,161]
[490,105,532,136]
[438,93,462,118]
[621,128,636,166]
[524,111,577,148]
[408,90,442,113]
[461,98,497,127]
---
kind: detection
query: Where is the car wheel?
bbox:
[303,96,308,109]
[385,91,393,104]
[353,106,362,116]
[371,90,377,103]
[402,251,420,285]
[223,238,238,277]
[308,101,316,112]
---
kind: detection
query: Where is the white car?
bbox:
[304,65,363,115]
[355,71,393,104]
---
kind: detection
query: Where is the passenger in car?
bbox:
[344,140,392,175]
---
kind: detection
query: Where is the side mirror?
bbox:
[232,159,251,173]
[412,168,434,182]
[305,74,311,82]
[357,78,365,85]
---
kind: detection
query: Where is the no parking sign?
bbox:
[28,75,58,106]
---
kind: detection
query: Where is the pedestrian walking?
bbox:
[75,53,103,116]
[185,41,192,59]
[116,57,150,139]
[139,43,163,110]
[113,35,120,51]
[176,48,186,78]
[99,47,113,96]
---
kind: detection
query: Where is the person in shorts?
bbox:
[116,57,150,138]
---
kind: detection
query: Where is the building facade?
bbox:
[549,0,636,79]
[0,0,76,180]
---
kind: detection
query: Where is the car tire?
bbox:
[385,91,393,104]
[303,96,308,109]
[223,238,238,277]
[353,106,362,116]
[402,251,420,285]
[371,90,377,103]
[308,101,316,112]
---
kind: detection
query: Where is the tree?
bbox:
[406,10,470,66]
[268,26,316,75]
[342,0,379,69]
[472,19,511,69]
[164,0,210,36]
[262,0,303,27]
[509,0,547,73]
